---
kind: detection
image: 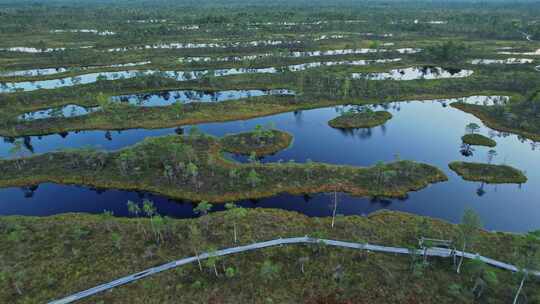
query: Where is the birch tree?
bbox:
[457,208,482,274]
[512,230,540,304]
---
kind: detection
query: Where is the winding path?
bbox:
[48,236,540,304]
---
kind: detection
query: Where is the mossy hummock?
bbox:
[461,134,497,147]
[449,161,527,184]
[221,129,293,156]
[328,111,392,129]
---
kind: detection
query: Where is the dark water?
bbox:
[1,96,539,232]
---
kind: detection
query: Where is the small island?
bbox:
[221,125,293,156]
[461,134,497,147]
[449,161,527,184]
[328,109,392,129]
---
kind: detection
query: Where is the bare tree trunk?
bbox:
[195,250,202,272]
[457,242,466,274]
[213,264,219,277]
[331,190,338,229]
[233,222,238,243]
[301,263,305,274]
[13,282,22,295]
[140,222,147,239]
[513,273,527,304]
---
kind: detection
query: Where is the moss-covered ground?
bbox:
[461,134,497,147]
[449,161,527,184]
[0,132,447,202]
[328,110,393,128]
[1,208,538,304]
[221,128,293,156]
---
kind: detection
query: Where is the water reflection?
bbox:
[18,105,100,121]
[110,89,295,107]
[0,61,151,78]
[107,40,301,52]
[352,66,474,80]
[16,89,295,121]
[498,48,540,55]
[471,58,534,65]
[0,59,401,93]
[0,47,67,53]
[179,48,420,63]
[51,29,116,36]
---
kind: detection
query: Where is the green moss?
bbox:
[221,129,293,156]
[461,134,497,147]
[0,133,447,202]
[0,209,537,304]
[329,110,393,129]
[449,161,527,184]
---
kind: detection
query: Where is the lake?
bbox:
[1,95,538,233]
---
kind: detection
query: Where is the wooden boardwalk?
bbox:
[49,236,540,304]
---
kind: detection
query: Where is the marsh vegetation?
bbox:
[1,0,540,302]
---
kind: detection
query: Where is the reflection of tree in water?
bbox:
[446,67,462,75]
[476,182,486,197]
[90,187,108,194]
[293,110,303,125]
[303,194,312,202]
[487,149,497,164]
[58,132,69,138]
[22,136,34,153]
[3,136,15,144]
[174,127,184,135]
[460,143,474,157]
[21,185,39,198]
[358,128,373,139]
[336,127,373,139]
[369,196,393,207]
[104,131,112,141]
[380,124,387,135]
[489,131,540,152]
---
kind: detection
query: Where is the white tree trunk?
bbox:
[195,251,202,272]
[331,191,338,229]
[513,274,527,304]
[233,222,238,243]
[213,264,219,277]
[14,282,22,295]
[457,242,466,274]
